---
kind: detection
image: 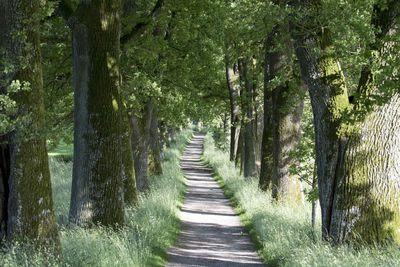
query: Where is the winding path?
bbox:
[166,132,266,267]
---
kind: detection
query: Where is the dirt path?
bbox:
[166,132,266,267]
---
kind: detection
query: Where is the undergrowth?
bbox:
[0,128,193,267]
[202,133,400,267]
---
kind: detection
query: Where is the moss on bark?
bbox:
[1,0,59,247]
[69,0,135,227]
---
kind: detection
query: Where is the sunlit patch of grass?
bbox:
[0,128,193,267]
[202,133,400,267]
[48,140,73,161]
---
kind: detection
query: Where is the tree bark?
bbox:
[69,0,133,227]
[291,20,350,240]
[226,61,241,162]
[235,127,244,173]
[130,99,153,192]
[259,37,274,190]
[0,0,59,246]
[260,27,304,200]
[148,98,162,176]
[271,81,304,201]
[328,1,400,244]
[239,58,257,178]
[329,94,400,244]
[0,138,9,240]
[290,0,400,244]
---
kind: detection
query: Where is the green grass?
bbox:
[48,140,73,161]
[202,133,400,267]
[0,128,193,267]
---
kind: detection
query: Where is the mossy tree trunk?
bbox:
[290,0,400,244]
[130,99,153,192]
[271,81,304,201]
[226,61,241,162]
[259,36,275,190]
[291,19,351,240]
[260,27,304,201]
[122,121,137,206]
[328,1,400,244]
[239,58,257,178]
[330,94,400,244]
[68,0,134,226]
[148,98,162,176]
[0,137,9,240]
[0,0,59,246]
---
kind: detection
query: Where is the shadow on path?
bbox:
[166,132,266,267]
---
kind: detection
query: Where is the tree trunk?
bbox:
[226,62,241,162]
[148,98,162,176]
[0,0,59,246]
[311,162,317,232]
[290,0,400,244]
[122,122,137,206]
[329,94,400,244]
[0,138,9,240]
[130,99,153,192]
[259,37,274,190]
[254,98,264,173]
[239,59,257,178]
[271,81,304,201]
[328,1,400,244]
[69,0,133,227]
[235,127,244,173]
[291,22,350,240]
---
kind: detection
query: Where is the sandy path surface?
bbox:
[166,132,266,267]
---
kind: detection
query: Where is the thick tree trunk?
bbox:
[239,59,257,178]
[0,0,59,246]
[290,0,400,244]
[0,138,9,240]
[260,29,304,200]
[329,94,400,244]
[272,81,304,201]
[291,24,350,239]
[148,98,162,176]
[130,99,153,192]
[69,0,133,227]
[328,1,400,244]
[226,62,241,162]
[259,37,274,190]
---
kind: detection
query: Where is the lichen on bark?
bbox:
[0,0,59,247]
[69,0,135,227]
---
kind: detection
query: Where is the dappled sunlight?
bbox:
[167,132,265,266]
[203,133,400,267]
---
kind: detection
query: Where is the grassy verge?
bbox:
[0,128,193,267]
[202,133,400,267]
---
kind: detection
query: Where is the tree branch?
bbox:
[120,0,164,48]
[53,0,75,22]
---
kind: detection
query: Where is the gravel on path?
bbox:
[166,132,266,267]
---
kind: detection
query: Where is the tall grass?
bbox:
[0,128,193,267]
[202,133,400,267]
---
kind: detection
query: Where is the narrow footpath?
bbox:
[166,132,266,267]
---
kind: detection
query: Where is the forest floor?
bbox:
[166,132,266,266]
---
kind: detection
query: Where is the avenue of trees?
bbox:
[0,0,399,255]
